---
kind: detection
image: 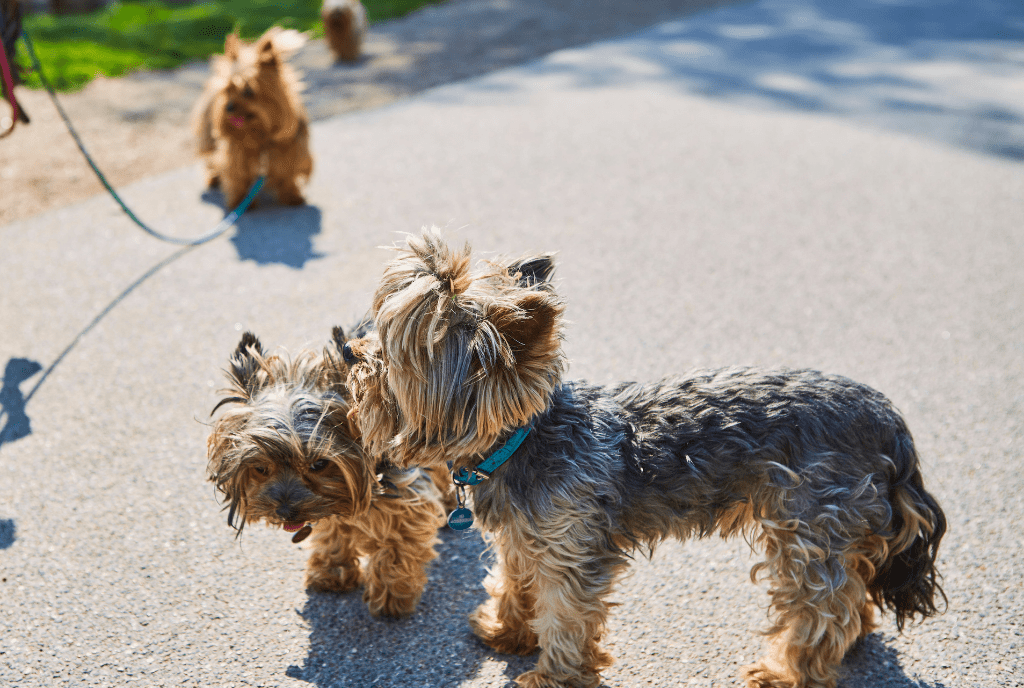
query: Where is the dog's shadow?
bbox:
[201,188,325,269]
[286,528,528,688]
[840,634,948,688]
[283,531,939,688]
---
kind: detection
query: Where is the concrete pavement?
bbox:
[2,1,1022,687]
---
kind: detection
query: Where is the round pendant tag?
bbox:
[447,507,474,530]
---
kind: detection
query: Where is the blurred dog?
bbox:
[322,0,367,62]
[207,324,449,617]
[345,228,947,688]
[192,27,313,209]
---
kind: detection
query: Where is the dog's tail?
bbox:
[871,431,947,631]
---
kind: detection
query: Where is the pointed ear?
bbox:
[496,290,563,376]
[507,254,556,289]
[224,32,240,59]
[322,326,349,388]
[227,332,265,398]
[255,29,280,66]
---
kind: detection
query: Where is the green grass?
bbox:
[17,0,442,91]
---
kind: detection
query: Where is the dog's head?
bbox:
[347,228,565,468]
[208,27,306,147]
[206,329,374,537]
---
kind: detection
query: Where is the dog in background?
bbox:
[207,324,449,618]
[344,228,947,688]
[322,0,367,62]
[192,27,313,209]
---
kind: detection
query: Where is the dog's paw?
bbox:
[304,563,361,593]
[514,668,598,688]
[469,599,539,655]
[363,586,422,618]
[741,661,798,688]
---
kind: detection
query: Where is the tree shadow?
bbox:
[0,519,15,549]
[0,358,43,447]
[442,0,1024,162]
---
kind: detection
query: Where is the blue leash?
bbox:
[19,29,263,246]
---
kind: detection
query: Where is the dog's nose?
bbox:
[225,100,235,112]
[275,504,300,521]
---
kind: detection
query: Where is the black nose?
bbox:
[342,342,357,364]
[275,504,300,521]
[225,101,235,112]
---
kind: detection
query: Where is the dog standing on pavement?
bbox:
[192,27,313,209]
[322,0,367,62]
[206,324,449,618]
[343,228,947,688]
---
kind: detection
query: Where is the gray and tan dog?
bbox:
[343,229,946,688]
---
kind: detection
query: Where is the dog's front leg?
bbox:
[303,517,362,592]
[469,531,539,655]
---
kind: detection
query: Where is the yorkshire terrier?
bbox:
[343,229,947,688]
[192,27,313,210]
[322,0,367,62]
[206,324,450,617]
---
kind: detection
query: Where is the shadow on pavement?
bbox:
[201,185,324,268]
[286,529,509,688]
[0,247,195,441]
[460,0,1024,162]
[842,633,949,687]
[231,205,325,269]
[0,358,43,447]
[0,519,15,549]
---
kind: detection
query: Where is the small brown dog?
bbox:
[322,0,367,62]
[207,325,449,617]
[193,27,313,209]
[344,229,946,688]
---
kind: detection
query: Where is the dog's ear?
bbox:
[206,432,248,537]
[506,254,556,289]
[322,326,349,388]
[224,32,240,60]
[227,332,265,399]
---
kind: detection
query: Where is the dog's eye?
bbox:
[310,459,330,472]
[254,465,269,476]
[342,342,358,364]
[242,86,255,98]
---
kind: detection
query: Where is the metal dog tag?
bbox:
[447,507,474,530]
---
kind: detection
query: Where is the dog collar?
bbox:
[448,427,531,531]
[452,426,531,486]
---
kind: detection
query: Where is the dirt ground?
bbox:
[0,0,729,225]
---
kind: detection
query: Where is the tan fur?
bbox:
[206,329,448,617]
[192,27,313,209]
[322,0,367,62]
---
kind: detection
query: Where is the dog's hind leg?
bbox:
[742,525,871,688]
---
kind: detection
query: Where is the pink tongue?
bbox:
[229,115,245,128]
[283,522,304,532]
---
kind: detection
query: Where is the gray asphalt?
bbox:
[2,1,1023,687]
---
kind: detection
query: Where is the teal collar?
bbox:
[452,427,531,486]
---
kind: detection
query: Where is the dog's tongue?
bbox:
[229,115,245,128]
[283,522,305,533]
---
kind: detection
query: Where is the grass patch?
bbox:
[18,0,443,91]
